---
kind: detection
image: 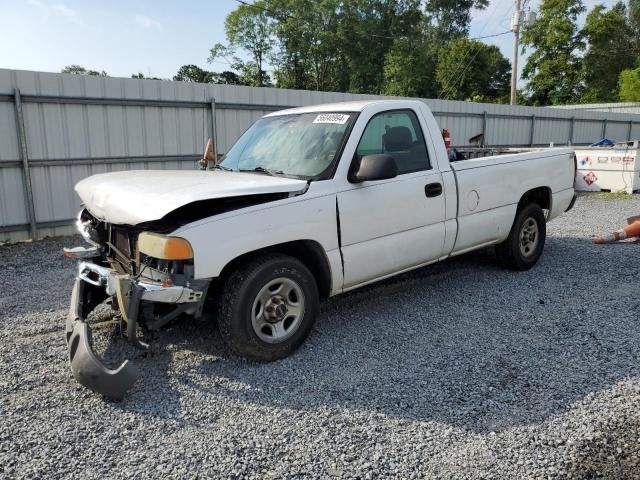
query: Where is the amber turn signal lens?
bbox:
[138,232,193,260]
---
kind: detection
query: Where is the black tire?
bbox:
[495,203,546,271]
[217,254,319,361]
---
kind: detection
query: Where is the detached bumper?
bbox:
[65,262,204,400]
[65,278,139,400]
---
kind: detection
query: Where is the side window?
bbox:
[355,110,431,174]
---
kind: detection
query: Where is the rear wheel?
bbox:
[495,203,546,271]
[217,254,319,361]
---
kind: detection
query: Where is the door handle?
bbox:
[425,182,442,198]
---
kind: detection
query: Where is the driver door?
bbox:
[337,109,446,289]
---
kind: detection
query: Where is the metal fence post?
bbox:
[529,114,536,147]
[569,116,575,145]
[482,111,487,146]
[210,98,218,161]
[601,118,607,139]
[628,120,633,141]
[13,88,37,239]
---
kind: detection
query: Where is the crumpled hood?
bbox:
[75,169,308,225]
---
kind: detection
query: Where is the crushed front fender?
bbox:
[65,278,140,400]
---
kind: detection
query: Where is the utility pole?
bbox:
[510,0,522,105]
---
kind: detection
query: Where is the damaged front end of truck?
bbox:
[64,209,210,400]
[63,168,309,399]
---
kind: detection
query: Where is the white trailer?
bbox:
[574,141,640,194]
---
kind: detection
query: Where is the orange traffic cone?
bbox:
[594,218,640,244]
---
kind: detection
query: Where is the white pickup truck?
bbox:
[65,99,576,398]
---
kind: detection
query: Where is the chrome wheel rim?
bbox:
[251,277,305,344]
[519,217,539,257]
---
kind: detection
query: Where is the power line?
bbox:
[470,30,512,40]
[234,0,287,19]
[438,0,509,98]
[439,31,511,101]
[439,0,513,99]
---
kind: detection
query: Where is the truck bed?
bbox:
[448,148,575,254]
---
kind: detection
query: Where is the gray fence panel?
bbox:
[606,122,629,141]
[488,116,531,146]
[553,102,640,115]
[573,121,604,144]
[0,167,28,226]
[534,119,571,146]
[0,101,19,162]
[435,114,484,145]
[2,67,640,241]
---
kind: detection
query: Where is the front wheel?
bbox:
[495,203,546,271]
[217,255,319,361]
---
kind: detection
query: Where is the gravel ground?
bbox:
[1,193,639,479]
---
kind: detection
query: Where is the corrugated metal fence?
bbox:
[2,68,640,242]
[553,102,640,115]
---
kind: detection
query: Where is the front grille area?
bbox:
[79,209,141,275]
[106,226,138,275]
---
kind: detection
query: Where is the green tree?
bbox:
[131,73,162,80]
[383,21,439,98]
[619,67,640,100]
[173,65,215,83]
[630,0,640,36]
[268,0,342,91]
[425,0,489,41]
[521,0,585,105]
[435,38,511,101]
[61,65,108,76]
[211,71,242,85]
[172,65,243,85]
[580,3,635,102]
[209,1,274,87]
[336,0,423,94]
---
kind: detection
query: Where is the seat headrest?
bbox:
[383,126,412,151]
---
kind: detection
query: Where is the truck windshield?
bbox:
[218,112,355,179]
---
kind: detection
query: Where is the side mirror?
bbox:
[348,154,398,183]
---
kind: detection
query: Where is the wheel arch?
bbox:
[518,186,552,212]
[217,240,333,299]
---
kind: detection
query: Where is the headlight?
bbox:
[138,232,193,260]
[76,209,100,247]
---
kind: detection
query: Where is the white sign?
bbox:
[313,113,350,125]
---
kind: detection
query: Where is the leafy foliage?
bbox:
[173,65,215,83]
[131,73,162,80]
[521,0,586,106]
[581,3,635,102]
[436,39,511,101]
[425,0,489,41]
[382,23,439,98]
[269,0,343,91]
[208,1,274,87]
[619,67,640,101]
[61,65,108,76]
[63,0,640,105]
[212,0,490,97]
[173,64,242,85]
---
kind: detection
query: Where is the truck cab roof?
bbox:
[266,99,426,117]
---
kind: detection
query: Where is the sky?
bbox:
[0,0,239,78]
[0,0,612,84]
[470,0,608,83]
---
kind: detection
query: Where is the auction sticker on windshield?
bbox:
[313,113,350,124]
